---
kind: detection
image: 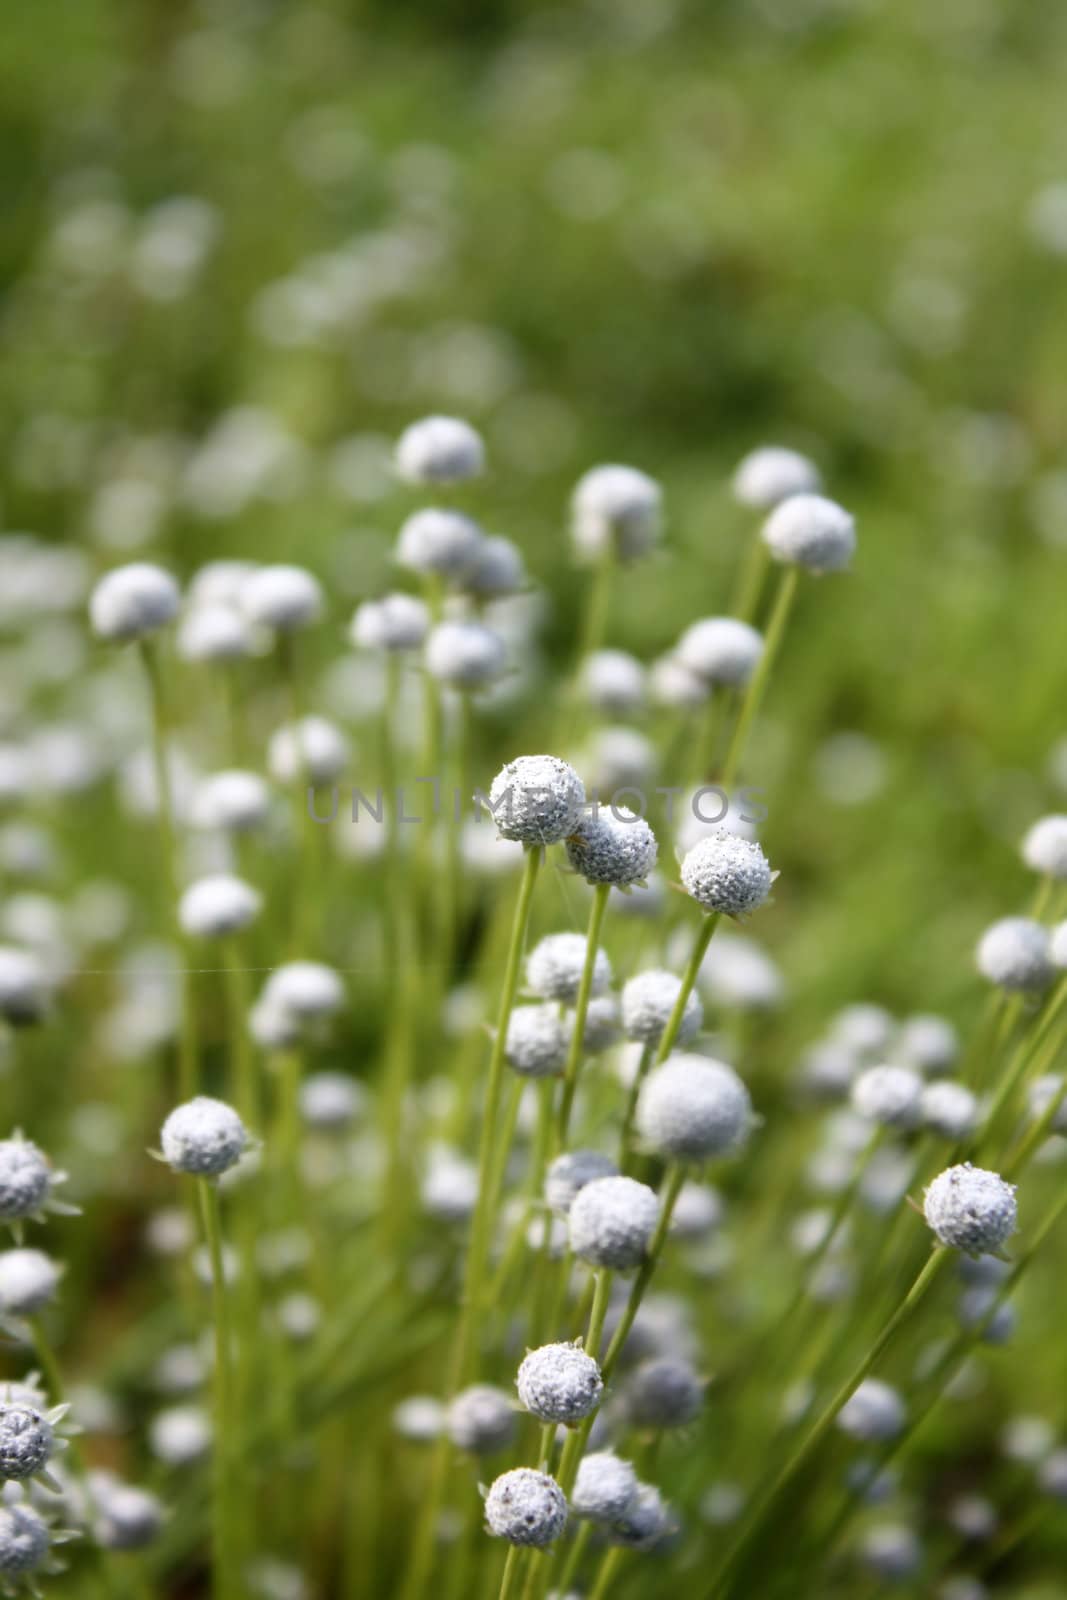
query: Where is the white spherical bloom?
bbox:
[0,1402,55,1481]
[924,1164,1017,1255]
[90,1473,165,1550]
[189,561,260,609]
[579,651,646,716]
[1028,1074,1067,1133]
[565,807,657,888]
[851,1064,923,1130]
[568,1175,659,1270]
[861,1523,920,1580]
[527,933,611,1003]
[192,770,271,834]
[1051,920,1067,968]
[699,932,783,1012]
[609,1483,674,1550]
[239,564,322,632]
[178,875,261,939]
[149,1405,211,1466]
[637,1055,754,1161]
[248,998,302,1052]
[350,593,429,652]
[392,1396,445,1443]
[0,747,33,809]
[516,1343,603,1425]
[89,563,180,641]
[395,508,483,581]
[424,620,506,687]
[625,1357,703,1429]
[299,1072,365,1131]
[505,1005,569,1079]
[0,948,49,1026]
[585,726,656,795]
[268,716,349,786]
[922,1081,979,1140]
[732,445,821,509]
[831,1003,895,1059]
[544,1150,619,1215]
[447,1385,516,1455]
[484,1468,568,1548]
[394,415,485,486]
[896,1013,959,1077]
[464,536,526,599]
[762,493,856,574]
[262,961,344,1020]
[572,995,619,1055]
[571,464,663,562]
[1022,814,1067,879]
[487,756,585,847]
[421,1149,478,1223]
[572,1452,638,1523]
[676,618,764,688]
[671,1181,723,1239]
[622,970,702,1047]
[649,654,709,710]
[681,832,774,917]
[177,603,256,663]
[0,1249,61,1316]
[976,918,1053,992]
[0,1139,56,1225]
[837,1379,905,1441]
[0,1500,50,1580]
[160,1097,249,1178]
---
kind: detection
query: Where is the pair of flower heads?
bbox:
[484,753,777,914]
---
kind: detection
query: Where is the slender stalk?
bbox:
[706,1245,952,1599]
[730,535,771,624]
[497,1545,524,1600]
[600,1162,685,1384]
[198,1179,241,1600]
[588,1546,625,1600]
[554,1521,594,1596]
[584,1269,613,1360]
[619,1043,654,1168]
[222,940,257,1127]
[555,883,611,1149]
[719,565,799,789]
[655,914,722,1066]
[973,975,1067,1159]
[277,631,319,953]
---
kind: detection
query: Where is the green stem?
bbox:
[619,1043,654,1168]
[730,535,771,625]
[223,940,257,1127]
[600,1163,685,1385]
[555,1521,594,1596]
[198,1179,241,1600]
[588,1546,625,1600]
[555,883,611,1149]
[655,915,722,1066]
[719,565,799,790]
[498,1545,524,1600]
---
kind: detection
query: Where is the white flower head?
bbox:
[516,1342,603,1425]
[924,1164,1017,1255]
[681,833,774,918]
[484,1468,568,1548]
[637,1055,754,1161]
[89,563,180,641]
[394,415,485,486]
[239,565,323,632]
[733,445,821,509]
[178,875,261,940]
[486,756,585,848]
[568,1175,659,1270]
[761,493,856,573]
[976,918,1053,993]
[159,1097,249,1179]
[676,618,764,688]
[571,465,663,563]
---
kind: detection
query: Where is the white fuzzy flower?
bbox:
[637,1055,754,1161]
[572,1452,638,1523]
[89,563,180,641]
[0,948,49,1026]
[484,1468,568,1548]
[160,1097,249,1178]
[571,465,663,562]
[192,771,272,834]
[1022,815,1067,879]
[465,537,526,599]
[262,961,344,1021]
[177,603,257,662]
[837,1379,905,1441]
[424,621,506,687]
[178,875,261,939]
[681,833,774,917]
[268,716,349,786]
[851,1064,924,1130]
[976,918,1053,992]
[565,807,657,888]
[609,1483,674,1550]
[350,593,429,652]
[0,1249,61,1317]
[761,493,855,573]
[149,1405,211,1465]
[0,1499,50,1580]
[579,651,646,716]
[527,933,611,1004]
[732,445,821,509]
[516,1342,603,1424]
[924,1164,1017,1255]
[239,565,323,631]
[676,618,764,688]
[395,508,483,581]
[299,1072,365,1131]
[544,1150,619,1215]
[895,1013,959,1077]
[622,970,703,1047]
[625,1357,703,1429]
[921,1081,979,1140]
[447,1386,516,1455]
[394,415,485,485]
[568,1175,659,1270]
[487,756,585,847]
[505,1005,569,1078]
[90,1472,165,1550]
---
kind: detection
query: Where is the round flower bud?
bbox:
[622,970,702,1047]
[421,1149,478,1223]
[565,807,657,888]
[394,415,485,486]
[609,1483,673,1550]
[0,1403,54,1480]
[924,1164,1017,1254]
[177,604,256,663]
[527,933,611,1004]
[837,1380,905,1441]
[544,1150,619,1216]
[568,1175,659,1270]
[572,995,619,1055]
[571,465,663,563]
[516,1342,603,1425]
[395,508,483,581]
[350,593,428,652]
[1027,1074,1067,1134]
[761,493,856,573]
[636,1055,754,1161]
[671,1181,723,1239]
[681,833,773,917]
[922,1082,979,1140]
[676,618,764,688]
[0,948,49,1026]
[299,1072,364,1131]
[465,537,526,598]
[896,1013,959,1077]
[91,1473,165,1550]
[579,651,646,716]
[392,1396,445,1443]
[0,1140,54,1224]
[625,1357,703,1429]
[0,1500,49,1578]
[649,655,708,711]
[831,1003,895,1058]
[700,933,783,1013]
[572,1452,638,1523]
[447,1385,516,1455]
[268,716,349,786]
[487,756,585,848]
[239,564,323,632]
[976,918,1053,992]
[484,1468,568,1548]
[192,771,271,834]
[505,1005,569,1078]
[1022,815,1067,879]
[851,1064,924,1130]
[89,563,180,641]
[0,1249,61,1317]
[148,1405,211,1466]
[732,445,821,509]
[178,875,261,940]
[424,621,506,687]
[160,1097,249,1178]
[262,961,344,1020]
